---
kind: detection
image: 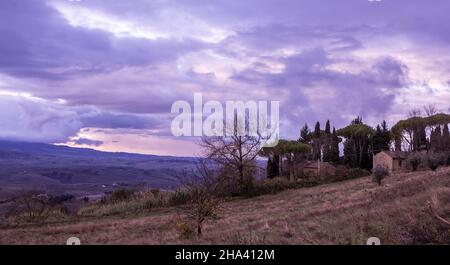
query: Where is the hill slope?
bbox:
[1,167,449,244]
[0,141,197,197]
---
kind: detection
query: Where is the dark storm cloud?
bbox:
[0,1,203,79]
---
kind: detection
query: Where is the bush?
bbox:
[49,194,74,205]
[239,176,257,197]
[78,192,166,217]
[345,168,371,180]
[7,191,68,223]
[253,177,294,196]
[176,220,195,240]
[109,188,134,203]
[372,165,390,186]
[168,189,191,206]
[406,152,422,171]
[425,152,447,171]
[79,189,169,217]
[150,189,160,197]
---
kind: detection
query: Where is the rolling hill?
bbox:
[0,140,197,198]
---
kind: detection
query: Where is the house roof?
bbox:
[380,150,407,159]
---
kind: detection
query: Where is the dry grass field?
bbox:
[1,167,449,245]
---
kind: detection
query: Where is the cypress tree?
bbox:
[314,122,321,137]
[430,125,442,152]
[325,120,331,134]
[343,138,356,167]
[323,120,332,162]
[266,158,275,179]
[299,123,311,144]
[443,124,450,152]
[330,127,340,163]
[313,122,321,160]
[373,121,391,154]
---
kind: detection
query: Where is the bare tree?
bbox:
[9,191,53,222]
[200,135,260,190]
[200,114,272,192]
[179,159,222,236]
[423,104,437,117]
[408,108,422,118]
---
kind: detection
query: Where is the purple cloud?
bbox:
[0,0,449,156]
[0,1,204,80]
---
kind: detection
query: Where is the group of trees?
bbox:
[196,104,450,186]
[300,111,450,171]
[263,117,394,176]
[299,120,340,163]
[392,111,450,152]
[297,117,391,170]
[261,140,310,180]
[429,123,450,152]
[338,117,375,169]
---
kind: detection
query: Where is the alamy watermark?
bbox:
[170,93,280,148]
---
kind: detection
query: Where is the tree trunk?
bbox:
[197,223,202,235]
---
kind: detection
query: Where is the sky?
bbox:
[0,0,449,157]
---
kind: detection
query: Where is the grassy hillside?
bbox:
[0,167,449,245]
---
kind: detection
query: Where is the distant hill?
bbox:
[0,140,197,197]
[0,140,180,159]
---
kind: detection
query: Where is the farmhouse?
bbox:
[373,151,407,172]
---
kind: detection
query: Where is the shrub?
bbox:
[372,165,390,186]
[177,160,223,236]
[406,152,422,171]
[7,191,66,223]
[239,176,257,197]
[49,194,74,205]
[109,188,134,203]
[79,189,169,217]
[254,177,294,196]
[439,152,448,166]
[168,189,191,206]
[78,194,165,217]
[78,201,132,216]
[215,173,240,197]
[425,152,446,171]
[150,189,160,197]
[176,220,195,240]
[345,168,371,180]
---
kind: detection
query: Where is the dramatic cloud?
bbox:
[0,93,170,143]
[0,1,203,79]
[0,93,83,143]
[0,0,449,156]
